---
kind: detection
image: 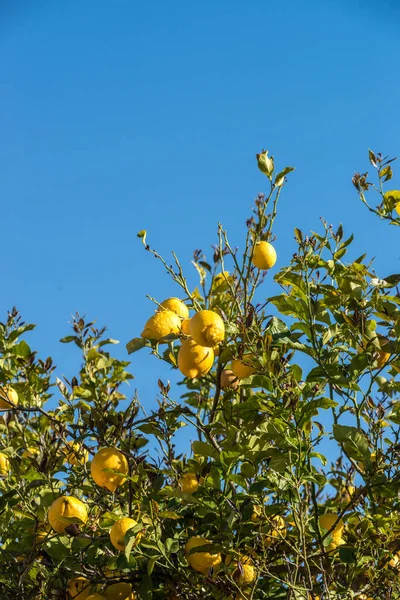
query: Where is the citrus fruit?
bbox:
[0,453,10,476]
[104,582,137,599]
[177,339,214,379]
[233,557,256,586]
[179,473,199,494]
[184,536,222,575]
[48,496,88,534]
[67,576,93,600]
[252,241,277,270]
[64,441,89,466]
[189,310,225,347]
[335,485,355,504]
[22,446,40,459]
[86,595,106,600]
[220,369,239,390]
[91,447,128,492]
[231,355,256,379]
[319,513,345,551]
[0,386,18,410]
[159,298,189,320]
[180,318,191,335]
[109,517,140,552]
[141,310,181,341]
[262,515,287,546]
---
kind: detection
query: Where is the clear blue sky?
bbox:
[1,0,400,453]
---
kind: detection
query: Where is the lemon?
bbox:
[212,271,233,291]
[231,355,256,379]
[109,517,140,552]
[104,582,137,599]
[231,556,256,586]
[185,536,221,575]
[64,441,89,466]
[180,318,191,335]
[0,386,18,410]
[335,485,355,504]
[48,496,88,534]
[22,446,40,459]
[319,513,345,551]
[91,447,128,492]
[262,515,287,547]
[86,595,106,600]
[179,473,199,494]
[178,339,214,379]
[141,310,181,341]
[67,576,93,600]
[189,310,225,347]
[0,452,10,476]
[220,369,239,390]
[252,241,277,270]
[159,298,189,320]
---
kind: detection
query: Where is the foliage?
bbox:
[1,150,400,599]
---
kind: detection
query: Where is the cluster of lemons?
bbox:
[140,241,277,382]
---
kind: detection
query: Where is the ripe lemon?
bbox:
[184,536,222,575]
[180,318,191,335]
[141,310,181,341]
[252,241,277,270]
[189,310,225,347]
[104,582,137,599]
[67,576,93,600]
[177,339,214,379]
[64,441,89,466]
[262,516,287,547]
[220,369,239,390]
[179,473,199,494]
[109,517,140,552]
[0,386,18,410]
[159,298,189,320]
[91,447,128,492]
[22,446,40,459]
[0,453,10,476]
[319,513,345,551]
[335,485,355,504]
[48,496,88,534]
[231,355,256,379]
[230,556,256,586]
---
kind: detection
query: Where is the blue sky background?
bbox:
[1,0,400,460]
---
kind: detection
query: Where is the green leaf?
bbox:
[191,441,218,459]
[137,230,147,246]
[9,340,31,357]
[333,424,370,461]
[137,575,153,600]
[147,555,158,575]
[275,166,295,186]
[338,546,357,563]
[126,337,147,354]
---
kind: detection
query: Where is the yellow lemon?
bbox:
[232,556,256,586]
[189,310,225,347]
[262,516,287,546]
[91,447,128,493]
[180,318,192,335]
[319,513,345,551]
[384,190,400,214]
[104,582,137,599]
[251,241,277,270]
[179,473,199,494]
[335,485,355,504]
[0,453,10,476]
[159,298,189,320]
[177,339,214,379]
[231,355,256,379]
[141,310,181,341]
[184,536,222,575]
[64,441,89,466]
[0,386,18,410]
[212,271,232,291]
[109,517,140,552]
[48,496,88,534]
[220,369,239,390]
[22,446,40,459]
[67,576,93,600]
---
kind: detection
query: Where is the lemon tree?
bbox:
[1,149,400,599]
